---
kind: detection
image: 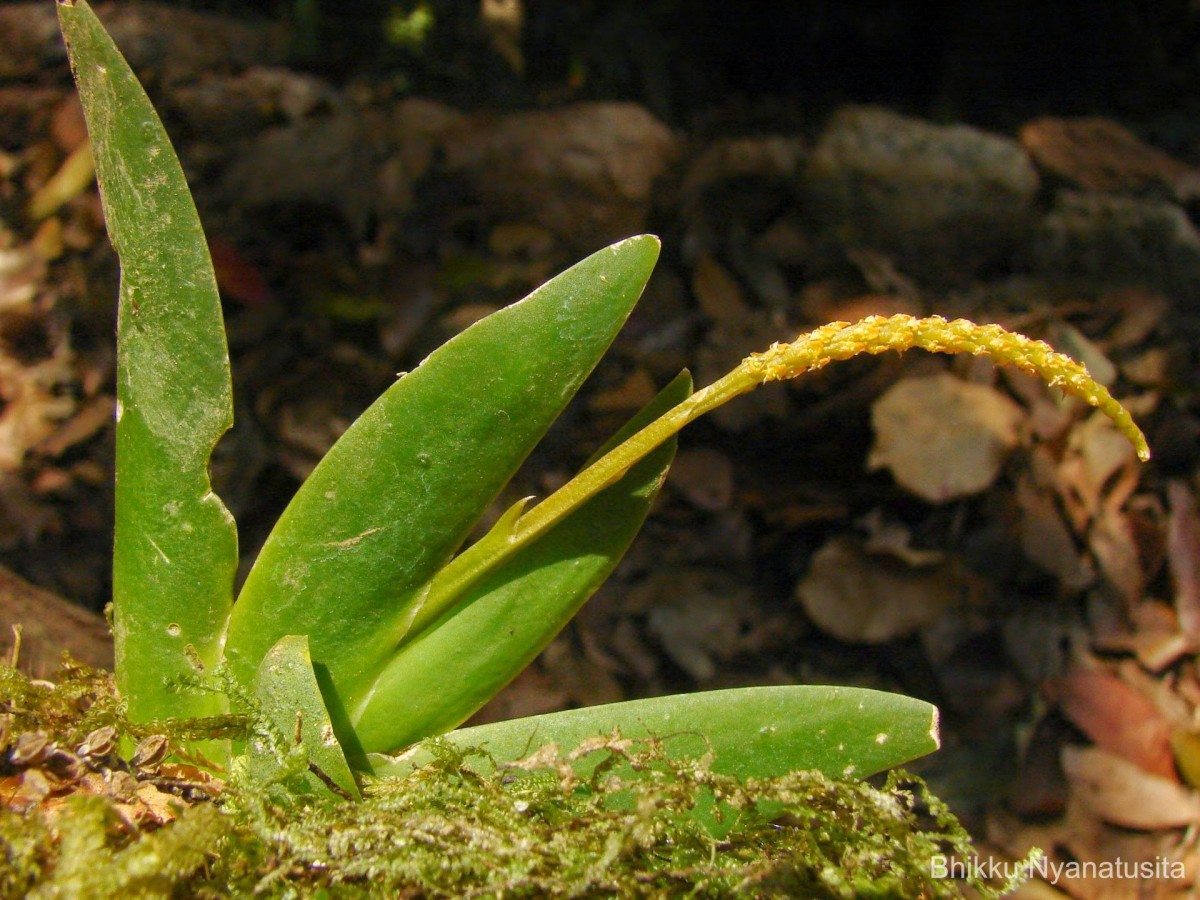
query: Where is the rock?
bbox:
[1023,191,1200,305]
[799,106,1039,283]
[171,68,337,141]
[680,135,806,218]
[95,3,287,84]
[0,4,64,80]
[1019,116,1200,203]
[219,111,391,236]
[441,102,678,253]
[218,98,464,236]
[0,2,285,84]
[680,137,807,302]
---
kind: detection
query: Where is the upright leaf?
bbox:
[354,372,691,752]
[226,237,662,715]
[59,0,236,722]
[248,635,361,799]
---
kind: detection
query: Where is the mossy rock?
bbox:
[0,660,1028,898]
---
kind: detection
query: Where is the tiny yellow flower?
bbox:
[745,314,1149,461]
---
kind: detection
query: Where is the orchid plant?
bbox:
[57,0,1147,800]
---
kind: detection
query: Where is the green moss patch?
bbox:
[0,661,1023,898]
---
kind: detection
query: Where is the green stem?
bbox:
[405,314,1148,641]
[403,367,754,639]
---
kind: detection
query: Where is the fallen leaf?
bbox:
[868,372,1024,503]
[1061,411,1138,516]
[859,508,945,566]
[795,536,961,643]
[1043,669,1176,780]
[1097,601,1193,671]
[1062,745,1200,830]
[0,244,42,312]
[50,95,88,155]
[1167,481,1200,639]
[1020,117,1198,200]
[34,394,113,457]
[637,568,763,681]
[1089,503,1144,602]
[27,139,95,222]
[1045,320,1117,387]
[1015,477,1095,589]
[1002,367,1076,444]
[133,781,180,826]
[1120,347,1168,387]
[1009,713,1073,818]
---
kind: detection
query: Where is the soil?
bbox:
[4,2,1200,895]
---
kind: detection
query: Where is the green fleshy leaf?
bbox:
[225,237,662,715]
[247,635,361,799]
[372,686,940,782]
[354,372,692,752]
[59,0,236,722]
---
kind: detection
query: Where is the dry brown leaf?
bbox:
[1020,116,1198,199]
[0,244,43,313]
[132,781,181,826]
[34,394,113,457]
[795,536,961,643]
[1057,411,1138,524]
[1121,347,1168,387]
[1045,320,1117,387]
[1009,715,1072,818]
[799,290,922,326]
[1089,503,1144,602]
[0,301,76,470]
[1044,670,1176,780]
[1107,288,1169,347]
[860,508,945,566]
[609,617,658,682]
[868,372,1024,503]
[27,139,95,222]
[1062,745,1200,830]
[1167,481,1200,639]
[1099,615,1193,674]
[1002,368,1077,444]
[1015,477,1095,589]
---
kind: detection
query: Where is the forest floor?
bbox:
[3,3,1200,896]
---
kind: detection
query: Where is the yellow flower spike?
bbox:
[747,314,1150,462]
[422,313,1149,626]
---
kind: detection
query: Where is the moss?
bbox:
[0,661,1025,898]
